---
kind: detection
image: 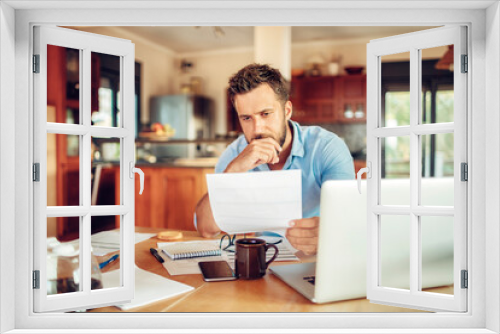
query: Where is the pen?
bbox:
[99,254,119,270]
[150,248,164,264]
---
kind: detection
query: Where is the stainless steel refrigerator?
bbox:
[149,94,214,159]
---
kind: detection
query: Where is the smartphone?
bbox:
[198,261,237,282]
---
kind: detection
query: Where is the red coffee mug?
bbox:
[235,238,279,279]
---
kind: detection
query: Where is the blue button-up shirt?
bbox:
[214,120,355,218]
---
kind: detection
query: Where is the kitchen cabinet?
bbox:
[295,75,368,125]
[337,75,367,123]
[291,76,340,123]
[114,166,213,231]
[292,75,367,124]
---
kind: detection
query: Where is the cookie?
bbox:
[157,230,183,241]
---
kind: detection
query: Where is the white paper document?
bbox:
[206,170,302,233]
[101,266,194,310]
[91,231,156,256]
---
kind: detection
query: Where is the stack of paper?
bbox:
[91,231,156,256]
[100,266,194,310]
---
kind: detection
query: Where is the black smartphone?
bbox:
[198,261,237,282]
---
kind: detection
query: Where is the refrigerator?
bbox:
[149,94,214,159]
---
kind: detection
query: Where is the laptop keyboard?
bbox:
[303,275,316,285]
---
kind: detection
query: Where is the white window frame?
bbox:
[366,26,468,312]
[32,26,136,312]
[1,2,498,333]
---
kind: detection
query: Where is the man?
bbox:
[195,63,354,255]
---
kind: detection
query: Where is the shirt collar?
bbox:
[289,120,305,158]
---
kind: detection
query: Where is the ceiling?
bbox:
[91,26,438,54]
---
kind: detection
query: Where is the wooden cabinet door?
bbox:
[131,167,212,231]
[132,167,159,228]
[289,76,304,122]
[291,76,338,124]
[301,76,336,99]
[338,75,367,123]
[161,168,207,231]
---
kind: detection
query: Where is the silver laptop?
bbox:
[270,178,454,304]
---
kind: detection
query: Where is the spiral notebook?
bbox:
[159,240,221,260]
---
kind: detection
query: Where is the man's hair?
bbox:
[228,63,290,108]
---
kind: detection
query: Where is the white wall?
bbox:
[0,2,16,333]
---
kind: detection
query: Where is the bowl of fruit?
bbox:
[140,123,176,140]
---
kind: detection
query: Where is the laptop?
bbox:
[270,178,454,304]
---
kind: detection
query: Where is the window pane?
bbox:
[46,216,81,295]
[421,45,454,124]
[380,215,410,290]
[381,52,410,127]
[91,215,121,291]
[421,133,454,206]
[421,216,454,295]
[91,137,121,205]
[91,52,121,128]
[384,92,410,127]
[47,45,80,124]
[381,136,410,205]
[422,89,432,124]
[436,90,454,123]
[47,133,80,206]
[422,133,454,177]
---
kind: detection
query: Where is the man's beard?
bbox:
[277,120,287,147]
[252,120,287,148]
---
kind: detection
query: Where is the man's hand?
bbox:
[225,137,282,173]
[285,217,319,255]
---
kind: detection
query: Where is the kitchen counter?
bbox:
[94,157,219,169]
[96,157,365,171]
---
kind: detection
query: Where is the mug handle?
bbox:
[265,244,279,268]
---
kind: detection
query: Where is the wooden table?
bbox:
[89,228,451,313]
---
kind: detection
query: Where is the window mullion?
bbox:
[46,123,87,135]
[89,126,129,137]
[81,47,92,294]
[410,47,420,294]
[46,123,130,137]
[121,51,135,289]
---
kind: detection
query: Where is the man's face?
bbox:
[234,83,292,147]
